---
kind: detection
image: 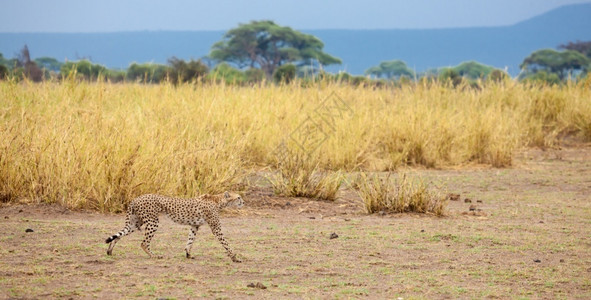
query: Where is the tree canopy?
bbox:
[453,61,496,79]
[61,60,108,80]
[365,60,414,79]
[210,20,341,78]
[0,53,7,67]
[559,40,591,60]
[34,57,63,73]
[520,49,589,80]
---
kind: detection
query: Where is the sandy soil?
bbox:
[1,147,590,299]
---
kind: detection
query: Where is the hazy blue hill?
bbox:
[1,3,590,76]
[309,3,591,76]
[0,31,224,69]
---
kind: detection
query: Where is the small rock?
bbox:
[420,229,425,233]
[464,198,472,203]
[4,216,8,219]
[329,232,339,239]
[533,259,541,263]
[25,228,34,233]
[447,193,460,201]
[308,216,315,219]
[469,205,476,211]
[255,282,267,289]
[18,209,23,213]
[476,200,482,203]
[247,282,267,289]
[539,221,544,224]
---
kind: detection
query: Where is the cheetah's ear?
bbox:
[224,191,230,199]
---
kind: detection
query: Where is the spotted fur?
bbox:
[105,191,244,262]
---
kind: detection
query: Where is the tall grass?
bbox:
[1,79,589,211]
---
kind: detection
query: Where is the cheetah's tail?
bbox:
[105,223,133,243]
[105,205,135,244]
[105,235,117,244]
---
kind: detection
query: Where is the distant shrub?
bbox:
[454,61,495,79]
[34,57,63,73]
[167,57,208,84]
[244,68,265,84]
[488,69,510,82]
[127,63,170,83]
[60,60,109,81]
[273,64,296,84]
[60,60,125,82]
[207,63,245,85]
[365,60,415,79]
[522,70,561,85]
[439,68,463,87]
[334,72,352,82]
[351,75,371,86]
[0,65,7,80]
[106,69,126,83]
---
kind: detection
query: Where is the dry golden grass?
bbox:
[354,172,447,215]
[267,154,343,201]
[1,78,590,211]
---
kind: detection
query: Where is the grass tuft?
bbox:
[355,173,447,216]
[267,154,343,201]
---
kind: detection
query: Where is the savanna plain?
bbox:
[1,79,591,299]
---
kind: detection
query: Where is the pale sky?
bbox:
[1,0,590,32]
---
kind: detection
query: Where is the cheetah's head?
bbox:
[224,191,244,208]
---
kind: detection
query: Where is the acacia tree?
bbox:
[453,61,497,79]
[34,57,63,73]
[559,40,591,60]
[365,60,414,79]
[520,49,589,80]
[210,20,341,78]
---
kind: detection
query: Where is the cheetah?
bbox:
[105,191,244,262]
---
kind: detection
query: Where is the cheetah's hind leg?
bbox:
[185,225,199,259]
[105,214,141,256]
[140,219,163,259]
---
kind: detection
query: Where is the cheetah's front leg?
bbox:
[208,218,241,263]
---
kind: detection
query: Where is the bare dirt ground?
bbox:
[1,147,591,299]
